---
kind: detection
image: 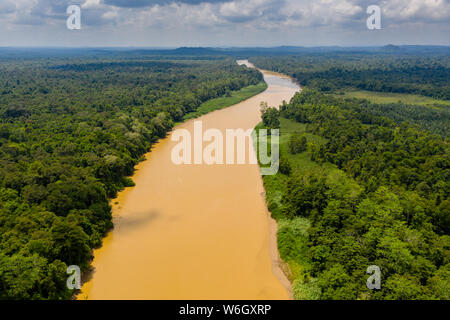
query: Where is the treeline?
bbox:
[273,89,449,299]
[251,54,450,100]
[337,99,450,138]
[294,92,449,138]
[0,57,262,299]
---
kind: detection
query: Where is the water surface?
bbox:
[79,60,300,299]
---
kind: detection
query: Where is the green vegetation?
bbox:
[256,117,339,299]
[252,54,450,137]
[260,102,280,129]
[330,90,450,137]
[288,133,307,154]
[182,81,267,121]
[1,48,449,300]
[0,56,263,299]
[334,90,450,108]
[257,89,449,300]
[251,54,450,100]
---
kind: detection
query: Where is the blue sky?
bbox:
[0,0,449,47]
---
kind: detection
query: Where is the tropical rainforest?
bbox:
[255,52,449,300]
[252,52,450,137]
[251,52,450,99]
[0,47,448,300]
[0,54,262,299]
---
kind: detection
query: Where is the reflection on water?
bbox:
[79,60,300,300]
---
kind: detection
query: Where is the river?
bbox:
[79,60,300,299]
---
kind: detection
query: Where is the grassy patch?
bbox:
[182,81,267,121]
[333,89,450,109]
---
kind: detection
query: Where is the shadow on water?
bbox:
[114,210,161,233]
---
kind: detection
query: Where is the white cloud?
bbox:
[0,1,16,15]
[279,0,363,28]
[82,0,104,9]
[382,0,450,22]
[219,0,275,23]
[0,0,448,46]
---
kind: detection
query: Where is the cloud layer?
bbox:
[0,0,449,46]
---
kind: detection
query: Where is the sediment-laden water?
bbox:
[79,60,300,299]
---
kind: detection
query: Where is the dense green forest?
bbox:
[331,99,449,138]
[258,88,449,299]
[251,54,450,100]
[251,53,450,137]
[254,51,449,299]
[1,47,448,300]
[0,56,263,299]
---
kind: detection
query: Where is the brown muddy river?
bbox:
[79,60,300,299]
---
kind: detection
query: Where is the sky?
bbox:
[0,0,449,47]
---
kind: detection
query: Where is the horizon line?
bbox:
[0,44,449,49]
